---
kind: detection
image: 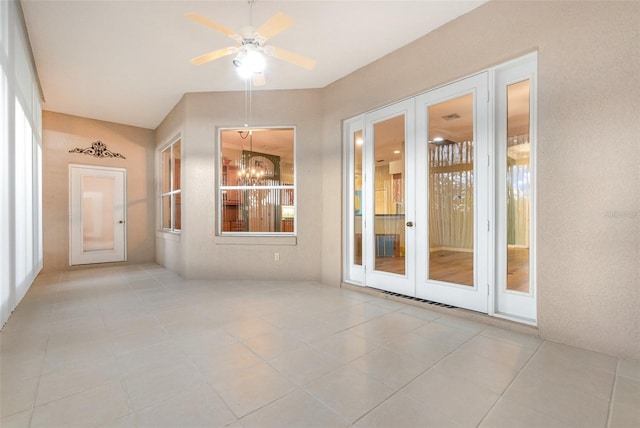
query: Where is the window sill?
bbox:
[156,230,181,242]
[216,235,297,246]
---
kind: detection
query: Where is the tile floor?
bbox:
[1,264,638,428]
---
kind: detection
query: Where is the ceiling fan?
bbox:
[186,0,316,86]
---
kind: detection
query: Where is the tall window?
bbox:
[1,0,43,327]
[219,127,295,234]
[160,139,181,232]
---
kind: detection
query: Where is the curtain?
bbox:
[429,141,474,251]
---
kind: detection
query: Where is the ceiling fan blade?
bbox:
[191,47,235,65]
[268,46,316,70]
[256,12,293,40]
[185,12,238,38]
[252,72,266,87]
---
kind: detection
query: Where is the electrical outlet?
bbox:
[274,253,280,261]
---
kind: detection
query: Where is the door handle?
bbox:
[119,220,125,224]
[406,221,414,227]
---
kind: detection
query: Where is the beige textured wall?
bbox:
[42,111,156,272]
[321,1,640,358]
[155,89,324,281]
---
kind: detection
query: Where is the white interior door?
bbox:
[363,99,416,296]
[415,73,489,312]
[70,165,126,265]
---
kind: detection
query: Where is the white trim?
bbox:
[159,137,182,233]
[158,133,182,153]
[156,230,181,242]
[215,235,297,246]
[343,115,365,285]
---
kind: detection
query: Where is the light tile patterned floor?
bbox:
[1,264,639,427]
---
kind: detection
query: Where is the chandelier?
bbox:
[237,130,268,186]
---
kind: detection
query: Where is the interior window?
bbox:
[219,127,295,234]
[160,139,181,232]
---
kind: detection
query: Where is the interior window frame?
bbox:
[217,126,297,237]
[160,138,181,233]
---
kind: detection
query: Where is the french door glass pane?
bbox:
[506,80,530,292]
[374,115,405,275]
[427,94,474,286]
[82,176,115,252]
[353,130,363,266]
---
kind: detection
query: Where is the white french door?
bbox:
[415,73,489,312]
[344,56,536,323]
[363,99,416,296]
[70,165,127,265]
[345,76,488,309]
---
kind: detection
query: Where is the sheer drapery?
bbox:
[429,141,474,251]
[507,163,530,247]
[428,138,531,251]
[507,134,530,248]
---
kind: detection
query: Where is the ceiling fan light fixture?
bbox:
[233,46,265,78]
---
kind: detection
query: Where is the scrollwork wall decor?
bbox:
[69,140,126,159]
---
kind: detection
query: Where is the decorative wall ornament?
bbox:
[69,140,126,159]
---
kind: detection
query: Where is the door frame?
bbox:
[69,164,127,266]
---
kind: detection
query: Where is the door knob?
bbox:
[406,221,414,227]
[119,220,124,224]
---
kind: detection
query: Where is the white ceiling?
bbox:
[21,0,488,130]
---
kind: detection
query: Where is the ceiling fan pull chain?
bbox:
[248,0,255,27]
[244,78,249,127]
[248,78,253,126]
